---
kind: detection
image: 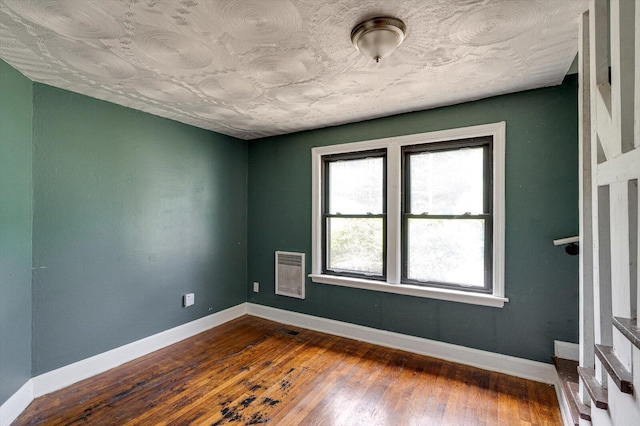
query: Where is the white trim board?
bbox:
[554,340,580,361]
[247,303,558,385]
[554,376,575,426]
[0,380,33,426]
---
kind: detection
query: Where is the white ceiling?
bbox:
[0,0,587,140]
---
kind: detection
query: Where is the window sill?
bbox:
[309,274,508,308]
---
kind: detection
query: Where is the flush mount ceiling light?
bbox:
[351,17,407,63]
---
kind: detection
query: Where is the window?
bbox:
[310,122,507,308]
[402,138,492,293]
[322,150,386,279]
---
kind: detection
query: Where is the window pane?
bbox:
[329,156,383,214]
[409,147,484,214]
[407,218,485,287]
[328,217,383,275]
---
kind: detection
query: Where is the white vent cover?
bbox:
[275,251,305,299]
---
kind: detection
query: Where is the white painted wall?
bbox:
[579,1,640,425]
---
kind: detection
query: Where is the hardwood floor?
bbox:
[14,316,562,425]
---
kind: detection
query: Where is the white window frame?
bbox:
[310,122,508,308]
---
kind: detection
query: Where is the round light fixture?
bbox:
[351,17,407,63]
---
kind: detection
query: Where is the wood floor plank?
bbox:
[400,356,442,425]
[13,315,562,425]
[300,347,396,425]
[271,341,378,425]
[196,332,339,425]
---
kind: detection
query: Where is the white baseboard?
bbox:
[552,340,579,426]
[554,375,574,426]
[0,380,33,426]
[32,303,248,397]
[247,303,558,384]
[554,340,580,361]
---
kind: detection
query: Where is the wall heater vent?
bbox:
[275,251,305,299]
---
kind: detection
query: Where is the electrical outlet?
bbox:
[253,282,259,293]
[183,293,195,307]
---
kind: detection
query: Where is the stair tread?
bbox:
[568,381,592,421]
[595,344,633,394]
[553,356,579,382]
[613,316,640,350]
[552,357,580,425]
[577,366,608,409]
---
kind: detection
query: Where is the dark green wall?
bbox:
[32,84,248,375]
[248,77,579,363]
[0,60,33,404]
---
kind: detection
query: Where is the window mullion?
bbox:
[387,142,401,284]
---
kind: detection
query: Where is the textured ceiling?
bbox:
[0,0,587,140]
